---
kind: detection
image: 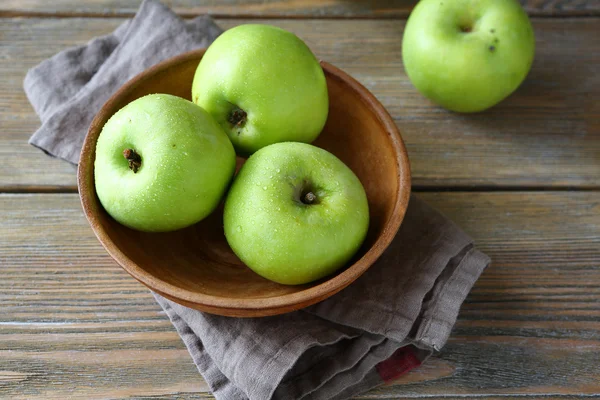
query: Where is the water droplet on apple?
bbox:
[276,169,281,173]
[263,186,267,190]
[236,225,242,233]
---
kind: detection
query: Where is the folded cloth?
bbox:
[23,1,490,399]
[25,0,221,163]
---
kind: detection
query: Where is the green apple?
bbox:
[192,24,329,156]
[94,94,236,232]
[402,0,535,112]
[223,142,369,285]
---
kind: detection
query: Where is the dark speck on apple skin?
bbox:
[489,45,496,52]
[490,29,495,33]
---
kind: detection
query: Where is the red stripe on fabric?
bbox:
[375,346,422,382]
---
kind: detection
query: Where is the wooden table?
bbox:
[1,1,599,398]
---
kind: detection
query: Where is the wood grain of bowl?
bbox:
[78,49,411,317]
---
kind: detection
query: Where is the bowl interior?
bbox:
[79,50,410,316]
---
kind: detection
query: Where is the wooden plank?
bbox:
[0,0,598,18]
[0,192,599,398]
[0,18,111,191]
[2,17,599,190]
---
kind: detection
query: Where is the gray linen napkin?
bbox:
[24,1,490,399]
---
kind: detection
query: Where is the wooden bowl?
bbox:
[78,49,411,317]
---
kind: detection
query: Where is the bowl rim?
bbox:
[78,48,411,316]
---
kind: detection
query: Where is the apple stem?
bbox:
[228,107,247,128]
[303,191,317,205]
[123,148,142,173]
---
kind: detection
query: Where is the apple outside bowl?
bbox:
[78,49,411,317]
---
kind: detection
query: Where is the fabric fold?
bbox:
[26,0,221,164]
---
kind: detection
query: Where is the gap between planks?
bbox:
[2,185,600,195]
[1,10,599,19]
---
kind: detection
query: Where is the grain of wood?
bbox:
[367,336,599,397]
[0,0,598,17]
[0,192,598,398]
[1,18,599,190]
